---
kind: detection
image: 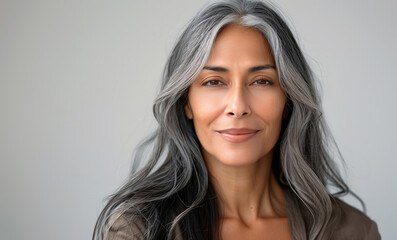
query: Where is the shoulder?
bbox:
[104,212,145,240]
[333,199,381,240]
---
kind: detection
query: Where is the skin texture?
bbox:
[185,24,291,239]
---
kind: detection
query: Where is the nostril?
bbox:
[227,111,247,118]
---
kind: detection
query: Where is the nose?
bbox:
[224,85,251,118]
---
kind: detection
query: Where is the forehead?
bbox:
[206,24,275,66]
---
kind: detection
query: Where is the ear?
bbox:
[184,101,193,119]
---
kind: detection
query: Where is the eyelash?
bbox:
[252,79,274,86]
[202,80,225,86]
[202,79,274,86]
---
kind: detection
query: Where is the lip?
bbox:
[216,128,260,143]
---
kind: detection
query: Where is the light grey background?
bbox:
[0,0,395,239]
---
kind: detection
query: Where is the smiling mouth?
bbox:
[216,128,260,143]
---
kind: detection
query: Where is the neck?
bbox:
[205,154,287,226]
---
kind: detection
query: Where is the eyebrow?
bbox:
[202,64,276,72]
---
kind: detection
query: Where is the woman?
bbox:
[94,0,380,239]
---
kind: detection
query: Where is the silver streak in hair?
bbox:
[93,0,363,239]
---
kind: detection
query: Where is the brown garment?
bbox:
[332,200,381,240]
[105,200,381,240]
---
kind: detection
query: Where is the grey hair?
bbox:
[93,0,363,239]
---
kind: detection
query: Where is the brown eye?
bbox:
[203,80,225,86]
[252,79,273,86]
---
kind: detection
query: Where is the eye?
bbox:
[252,79,274,86]
[202,80,225,86]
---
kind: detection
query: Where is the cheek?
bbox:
[189,88,226,119]
[188,90,224,139]
[255,92,286,123]
[254,92,287,148]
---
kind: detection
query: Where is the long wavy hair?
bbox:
[93,0,363,239]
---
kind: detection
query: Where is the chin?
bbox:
[209,150,271,167]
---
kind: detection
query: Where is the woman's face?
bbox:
[185,24,287,167]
